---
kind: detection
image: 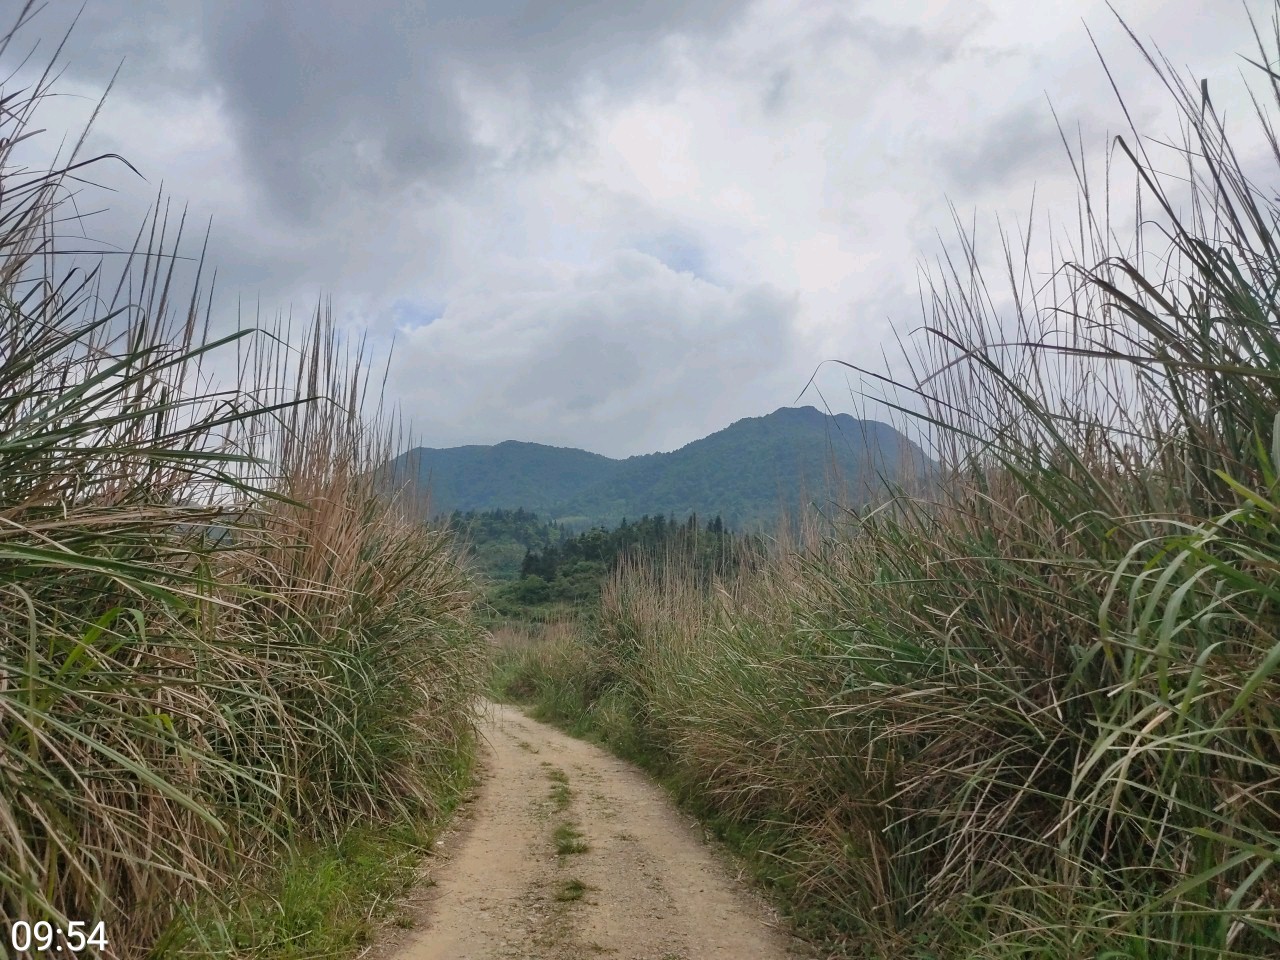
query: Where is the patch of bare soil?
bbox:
[374,702,810,960]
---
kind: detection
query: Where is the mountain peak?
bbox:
[388,407,930,529]
[771,404,828,420]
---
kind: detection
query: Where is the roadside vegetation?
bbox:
[496,10,1280,959]
[0,7,482,958]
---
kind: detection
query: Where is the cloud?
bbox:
[388,250,801,456]
[631,231,711,280]
[940,101,1064,194]
[196,3,481,221]
[194,0,757,220]
[8,0,1277,458]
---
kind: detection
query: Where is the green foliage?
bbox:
[386,441,617,519]
[156,811,458,958]
[555,879,590,902]
[448,508,567,580]
[553,822,590,856]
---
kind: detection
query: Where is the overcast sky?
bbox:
[9,0,1274,456]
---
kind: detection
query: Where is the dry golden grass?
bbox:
[0,7,483,956]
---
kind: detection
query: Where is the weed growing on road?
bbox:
[554,823,590,856]
[555,879,591,903]
[548,768,573,810]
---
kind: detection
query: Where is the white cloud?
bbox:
[388,251,802,456]
[11,0,1278,456]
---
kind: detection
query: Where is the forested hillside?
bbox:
[388,405,930,529]
[388,441,617,517]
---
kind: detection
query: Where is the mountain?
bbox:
[385,406,930,530]
[389,441,615,519]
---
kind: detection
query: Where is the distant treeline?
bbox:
[447,508,568,580]
[463,509,759,618]
[520,512,742,580]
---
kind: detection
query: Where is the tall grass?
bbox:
[498,8,1280,958]
[0,7,482,957]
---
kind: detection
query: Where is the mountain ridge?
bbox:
[387,405,929,529]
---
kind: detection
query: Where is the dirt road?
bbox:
[384,702,807,960]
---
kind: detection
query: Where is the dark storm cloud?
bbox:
[426,0,746,79]
[35,0,754,222]
[198,2,481,218]
[198,0,754,219]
